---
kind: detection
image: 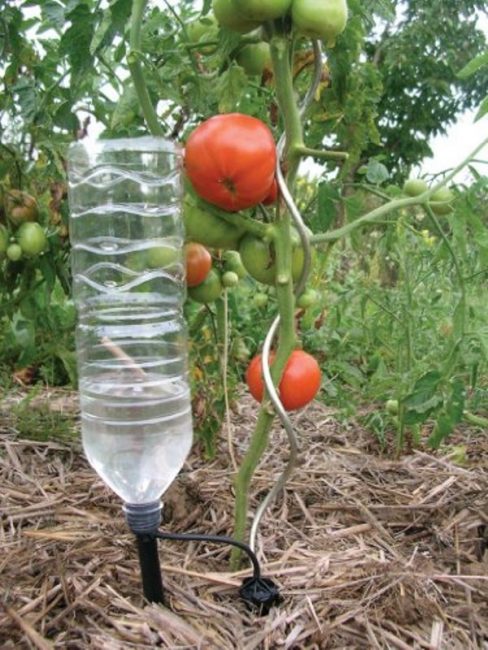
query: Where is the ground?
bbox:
[1,388,487,649]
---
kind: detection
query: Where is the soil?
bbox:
[1,388,487,649]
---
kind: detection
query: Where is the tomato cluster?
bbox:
[0,190,48,263]
[210,0,348,47]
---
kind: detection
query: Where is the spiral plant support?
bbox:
[249,41,324,552]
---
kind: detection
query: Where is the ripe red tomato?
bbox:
[262,178,278,205]
[185,242,212,287]
[184,113,277,212]
[246,349,321,411]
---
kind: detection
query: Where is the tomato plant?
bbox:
[184,113,277,212]
[185,242,212,287]
[246,349,322,411]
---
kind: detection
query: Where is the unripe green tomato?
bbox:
[232,0,292,22]
[183,196,245,250]
[17,222,47,257]
[239,230,311,286]
[429,187,455,215]
[403,178,428,197]
[222,250,247,278]
[253,292,268,308]
[385,399,399,415]
[7,243,22,261]
[0,224,8,257]
[231,337,251,363]
[297,288,319,309]
[236,42,272,76]
[222,270,239,287]
[188,268,223,303]
[212,0,260,33]
[292,0,348,46]
[146,243,179,268]
[186,15,219,54]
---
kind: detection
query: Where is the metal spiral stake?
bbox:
[249,41,324,553]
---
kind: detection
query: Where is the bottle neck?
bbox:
[123,500,162,534]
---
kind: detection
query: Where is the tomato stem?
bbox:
[231,34,303,569]
[129,0,165,136]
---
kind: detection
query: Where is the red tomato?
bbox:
[185,242,212,287]
[184,113,276,212]
[262,178,278,205]
[246,349,321,411]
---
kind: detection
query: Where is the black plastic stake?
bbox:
[136,534,165,604]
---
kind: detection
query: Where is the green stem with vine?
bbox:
[311,135,488,245]
[230,33,304,568]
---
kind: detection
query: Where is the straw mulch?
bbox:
[1,389,487,649]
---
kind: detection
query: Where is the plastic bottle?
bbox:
[68,137,193,520]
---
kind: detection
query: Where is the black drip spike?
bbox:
[239,576,282,615]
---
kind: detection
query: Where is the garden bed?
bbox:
[1,390,487,648]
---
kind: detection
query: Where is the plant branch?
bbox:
[128,0,164,136]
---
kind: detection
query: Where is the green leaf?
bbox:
[365,159,390,185]
[59,4,95,76]
[403,370,442,412]
[428,379,465,448]
[216,64,247,114]
[40,1,65,31]
[474,96,488,122]
[313,182,341,233]
[457,50,488,79]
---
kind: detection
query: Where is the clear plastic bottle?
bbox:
[68,137,193,510]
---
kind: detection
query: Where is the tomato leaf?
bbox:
[428,379,465,448]
[216,65,247,113]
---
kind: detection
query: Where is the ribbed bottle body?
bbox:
[68,138,192,504]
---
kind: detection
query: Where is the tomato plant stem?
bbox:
[294,145,349,162]
[231,34,303,568]
[128,0,164,136]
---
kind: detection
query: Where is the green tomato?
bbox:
[231,337,251,363]
[403,178,428,197]
[253,292,269,308]
[297,288,319,309]
[0,224,8,257]
[429,187,455,215]
[222,250,247,278]
[239,231,306,286]
[232,0,292,22]
[183,196,245,250]
[7,243,22,261]
[292,0,348,47]
[385,399,399,415]
[236,42,272,76]
[188,268,223,303]
[222,270,239,287]
[212,0,260,33]
[186,15,219,54]
[17,222,47,257]
[146,243,179,268]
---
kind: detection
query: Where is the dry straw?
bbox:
[1,388,487,648]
